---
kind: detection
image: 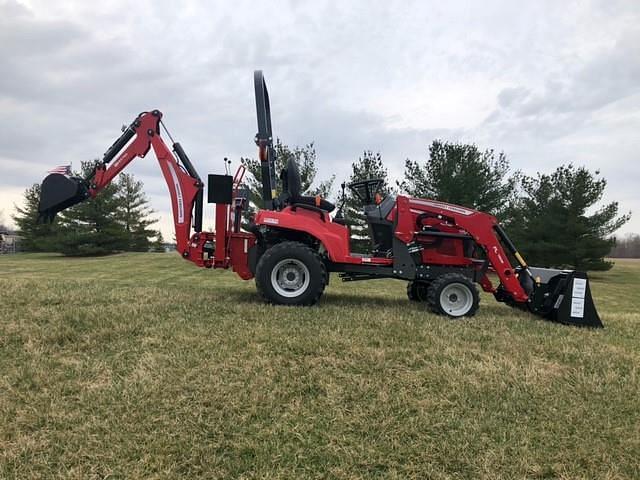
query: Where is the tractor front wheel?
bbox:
[427,273,479,318]
[255,241,326,306]
[407,281,430,302]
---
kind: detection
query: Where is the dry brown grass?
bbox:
[1,253,639,479]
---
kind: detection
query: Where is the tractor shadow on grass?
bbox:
[319,292,410,308]
[217,288,410,309]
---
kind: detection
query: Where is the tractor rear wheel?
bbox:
[407,281,430,302]
[255,241,326,306]
[427,273,479,318]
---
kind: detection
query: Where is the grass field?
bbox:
[1,253,639,479]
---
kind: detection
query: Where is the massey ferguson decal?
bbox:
[411,199,475,216]
[167,161,185,224]
[113,151,128,169]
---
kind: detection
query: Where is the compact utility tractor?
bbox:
[38,71,602,327]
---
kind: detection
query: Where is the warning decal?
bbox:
[570,278,587,318]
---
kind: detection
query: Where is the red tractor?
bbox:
[38,71,602,327]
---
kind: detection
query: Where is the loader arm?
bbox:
[399,197,603,327]
[38,110,206,261]
[396,196,530,301]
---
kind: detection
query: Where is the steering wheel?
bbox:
[348,178,384,205]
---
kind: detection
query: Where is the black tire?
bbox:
[255,241,326,306]
[427,273,480,318]
[407,281,430,302]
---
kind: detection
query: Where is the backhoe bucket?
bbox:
[528,267,603,328]
[38,173,90,222]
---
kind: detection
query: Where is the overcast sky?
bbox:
[1,0,638,239]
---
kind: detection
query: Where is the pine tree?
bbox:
[150,230,166,252]
[344,151,391,253]
[115,173,158,251]
[54,161,128,256]
[398,140,518,219]
[506,164,630,270]
[12,184,59,252]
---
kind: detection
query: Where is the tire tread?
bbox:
[426,272,480,317]
[255,241,326,306]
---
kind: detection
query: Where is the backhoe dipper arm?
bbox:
[87,110,204,257]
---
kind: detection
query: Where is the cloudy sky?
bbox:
[1,0,638,239]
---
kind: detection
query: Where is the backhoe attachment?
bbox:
[36,110,207,259]
[38,115,138,221]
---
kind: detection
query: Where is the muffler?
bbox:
[528,267,603,328]
[38,173,90,222]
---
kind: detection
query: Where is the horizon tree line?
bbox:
[13,142,632,269]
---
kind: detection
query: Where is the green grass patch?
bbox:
[1,253,639,479]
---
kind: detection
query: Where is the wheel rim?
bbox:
[271,259,311,298]
[439,283,473,317]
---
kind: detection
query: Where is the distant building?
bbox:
[0,229,21,254]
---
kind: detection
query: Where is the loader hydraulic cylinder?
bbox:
[494,224,528,268]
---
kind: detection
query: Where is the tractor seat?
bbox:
[282,157,335,213]
[291,194,335,212]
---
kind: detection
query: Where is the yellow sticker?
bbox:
[514,252,527,267]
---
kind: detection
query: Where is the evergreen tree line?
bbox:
[14,162,164,256]
[242,139,631,270]
[14,141,632,267]
[0,210,9,233]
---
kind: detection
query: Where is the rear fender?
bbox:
[254,207,350,261]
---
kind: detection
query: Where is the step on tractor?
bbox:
[38,71,602,327]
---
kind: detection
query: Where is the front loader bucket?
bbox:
[38,173,90,222]
[528,267,603,328]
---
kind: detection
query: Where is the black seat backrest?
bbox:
[280,157,336,213]
[364,195,395,253]
[287,157,302,200]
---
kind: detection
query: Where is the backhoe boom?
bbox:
[39,110,204,260]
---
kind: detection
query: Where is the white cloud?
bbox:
[1,0,639,238]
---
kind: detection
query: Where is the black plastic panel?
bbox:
[208,174,233,204]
